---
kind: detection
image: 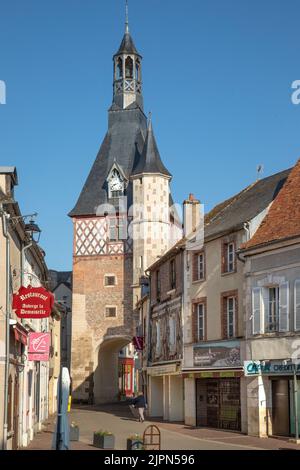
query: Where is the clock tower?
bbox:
[69,6,181,404]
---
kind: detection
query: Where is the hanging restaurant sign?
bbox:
[28,332,51,362]
[132,336,144,351]
[12,286,54,319]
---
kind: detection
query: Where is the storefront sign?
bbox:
[244,360,300,376]
[193,340,241,368]
[183,370,242,379]
[147,363,179,376]
[28,332,50,361]
[12,286,54,319]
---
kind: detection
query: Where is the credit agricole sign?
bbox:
[244,360,300,376]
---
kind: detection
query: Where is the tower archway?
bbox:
[94,336,132,404]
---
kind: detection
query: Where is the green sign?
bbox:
[244,360,300,376]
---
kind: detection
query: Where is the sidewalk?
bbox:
[24,404,300,451]
[24,415,99,451]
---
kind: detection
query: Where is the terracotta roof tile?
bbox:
[242,159,300,249]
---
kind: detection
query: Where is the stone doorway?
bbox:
[94,336,132,404]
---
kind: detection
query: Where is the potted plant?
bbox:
[93,430,115,449]
[127,434,144,450]
[70,422,80,441]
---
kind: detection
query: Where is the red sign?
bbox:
[28,332,50,362]
[12,286,54,319]
[133,336,144,351]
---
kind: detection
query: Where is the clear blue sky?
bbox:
[1,0,300,271]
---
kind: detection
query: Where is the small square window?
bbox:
[105,307,117,318]
[105,275,116,286]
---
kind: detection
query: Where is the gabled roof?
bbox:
[204,168,291,240]
[0,166,18,185]
[132,120,171,177]
[115,32,141,57]
[242,159,300,250]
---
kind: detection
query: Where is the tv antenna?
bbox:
[256,164,264,181]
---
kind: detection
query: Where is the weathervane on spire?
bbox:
[125,0,129,34]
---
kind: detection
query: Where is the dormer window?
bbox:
[107,166,126,199]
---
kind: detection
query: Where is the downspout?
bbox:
[1,206,10,450]
[144,269,151,402]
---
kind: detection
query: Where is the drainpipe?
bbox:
[1,206,10,450]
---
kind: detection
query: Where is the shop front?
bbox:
[244,360,300,438]
[184,340,245,431]
[147,363,183,421]
[196,374,241,431]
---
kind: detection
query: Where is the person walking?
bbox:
[132,391,147,423]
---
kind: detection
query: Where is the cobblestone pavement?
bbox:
[24,403,300,451]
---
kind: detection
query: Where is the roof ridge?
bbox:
[206,182,256,226]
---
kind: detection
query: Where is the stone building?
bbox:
[69,14,181,404]
[240,159,300,439]
[182,169,291,432]
[49,271,72,371]
[0,167,58,449]
[146,238,185,422]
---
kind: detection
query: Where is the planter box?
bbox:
[70,426,79,441]
[93,433,115,449]
[127,438,143,450]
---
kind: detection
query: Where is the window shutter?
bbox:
[169,316,175,347]
[192,304,197,343]
[252,287,261,335]
[295,280,300,331]
[279,282,289,332]
[262,287,269,333]
[193,254,198,281]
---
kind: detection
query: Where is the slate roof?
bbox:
[115,32,141,57]
[49,270,72,290]
[132,120,171,177]
[69,106,147,217]
[205,168,291,240]
[242,159,300,250]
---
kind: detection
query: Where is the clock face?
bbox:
[110,170,123,192]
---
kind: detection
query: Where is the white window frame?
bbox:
[227,243,235,273]
[295,280,300,331]
[197,253,205,280]
[265,286,279,332]
[252,287,262,335]
[227,296,235,338]
[197,303,205,342]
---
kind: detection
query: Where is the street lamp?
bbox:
[24,218,41,243]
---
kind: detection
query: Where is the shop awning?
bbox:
[12,323,28,346]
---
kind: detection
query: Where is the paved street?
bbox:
[25,403,300,451]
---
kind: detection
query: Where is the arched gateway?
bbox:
[69,9,181,404]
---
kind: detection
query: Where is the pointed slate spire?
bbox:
[115,0,140,56]
[125,0,129,34]
[132,114,171,177]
